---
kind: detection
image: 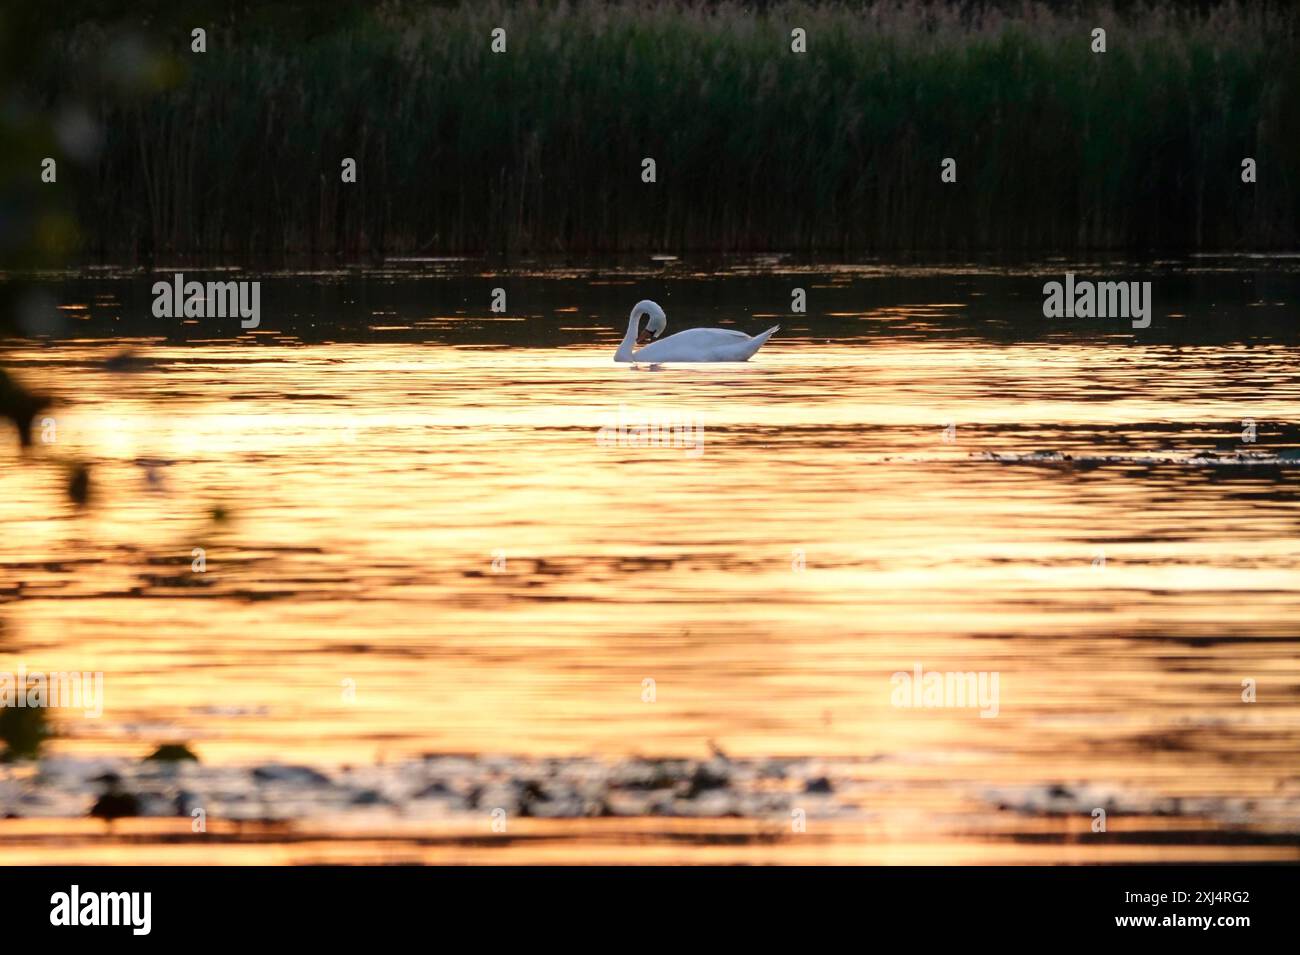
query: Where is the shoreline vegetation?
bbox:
[13,1,1300,262]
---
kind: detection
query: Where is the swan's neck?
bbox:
[615,308,641,362]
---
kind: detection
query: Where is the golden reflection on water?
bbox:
[2,336,1299,862]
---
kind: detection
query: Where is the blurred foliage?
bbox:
[0,704,53,761]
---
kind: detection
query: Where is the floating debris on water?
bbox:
[145,743,199,763]
[88,773,142,822]
[0,754,856,822]
[982,782,1300,831]
[972,450,1300,468]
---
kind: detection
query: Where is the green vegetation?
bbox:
[15,1,1300,258]
[0,705,52,761]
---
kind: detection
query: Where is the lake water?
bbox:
[2,257,1299,863]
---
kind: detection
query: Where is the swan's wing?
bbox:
[656,327,750,343]
[633,326,768,362]
[703,328,750,340]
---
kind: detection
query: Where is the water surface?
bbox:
[2,259,1299,862]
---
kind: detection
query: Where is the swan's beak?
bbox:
[637,329,653,345]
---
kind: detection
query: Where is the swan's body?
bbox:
[632,326,779,363]
[614,300,777,363]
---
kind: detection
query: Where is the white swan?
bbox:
[614,300,778,363]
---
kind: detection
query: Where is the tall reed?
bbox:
[23,1,1300,259]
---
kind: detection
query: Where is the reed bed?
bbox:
[23,1,1300,258]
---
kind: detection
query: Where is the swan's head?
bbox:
[633,300,667,345]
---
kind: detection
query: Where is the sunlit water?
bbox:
[2,261,1299,862]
